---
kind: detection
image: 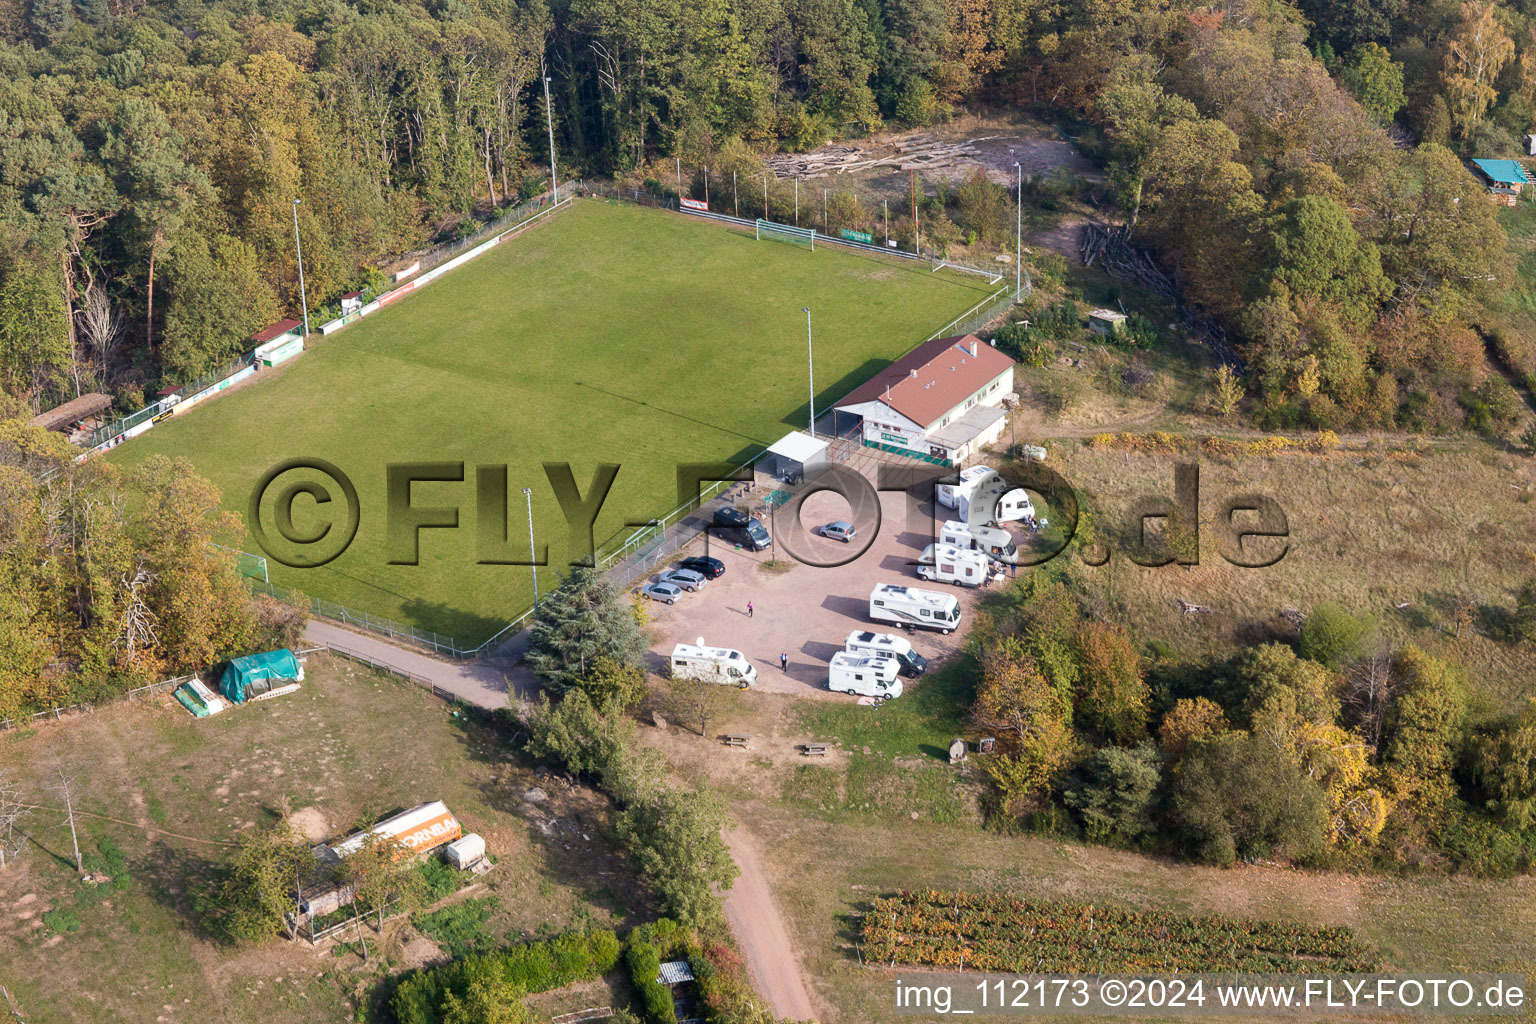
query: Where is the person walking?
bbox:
[747,601,754,618]
[779,652,788,672]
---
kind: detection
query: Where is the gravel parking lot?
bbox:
[637,489,1007,699]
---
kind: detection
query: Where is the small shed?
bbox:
[219,648,303,704]
[758,430,828,485]
[340,291,364,316]
[29,393,112,435]
[1524,133,1536,157]
[1471,158,1530,206]
[1087,309,1127,335]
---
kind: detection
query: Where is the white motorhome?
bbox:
[869,583,963,634]
[915,543,990,587]
[670,639,756,688]
[939,520,1019,564]
[827,652,904,699]
[844,630,928,677]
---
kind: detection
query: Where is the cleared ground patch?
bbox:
[111,200,994,645]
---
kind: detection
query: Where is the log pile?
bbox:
[1080,222,1243,369]
[765,134,1002,178]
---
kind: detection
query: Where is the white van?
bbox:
[828,652,904,699]
[670,638,756,688]
[936,465,995,510]
[915,543,990,587]
[957,476,1035,527]
[869,583,963,634]
[844,630,928,677]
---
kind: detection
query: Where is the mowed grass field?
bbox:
[113,200,994,644]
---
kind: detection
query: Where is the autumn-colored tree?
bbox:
[1072,620,1149,744]
[1158,697,1229,757]
[1443,2,1514,134]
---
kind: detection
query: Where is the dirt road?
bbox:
[723,830,818,1021]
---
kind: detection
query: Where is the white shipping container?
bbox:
[446,833,486,869]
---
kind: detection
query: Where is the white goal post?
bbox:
[756,219,816,251]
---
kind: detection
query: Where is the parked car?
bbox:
[679,556,725,578]
[713,507,750,530]
[742,517,772,551]
[642,581,684,604]
[660,568,708,592]
[821,521,857,543]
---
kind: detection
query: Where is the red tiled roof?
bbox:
[835,334,1013,430]
[251,319,303,344]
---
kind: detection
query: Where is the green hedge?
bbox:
[391,926,621,1024]
[625,940,675,1024]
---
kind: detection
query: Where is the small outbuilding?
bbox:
[1471,158,1530,205]
[29,393,112,436]
[1088,309,1128,335]
[758,430,828,485]
[1523,133,1536,156]
[251,319,305,367]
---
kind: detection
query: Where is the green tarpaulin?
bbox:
[220,649,302,704]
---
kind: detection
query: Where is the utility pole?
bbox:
[794,178,799,226]
[291,198,310,338]
[763,174,769,220]
[823,188,828,231]
[1015,159,1023,302]
[802,307,815,437]
[911,170,920,254]
[542,75,558,200]
[523,487,539,610]
[676,157,681,192]
[704,166,710,207]
[884,199,889,245]
[733,170,738,218]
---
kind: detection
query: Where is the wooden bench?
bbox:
[800,743,829,757]
[721,734,751,749]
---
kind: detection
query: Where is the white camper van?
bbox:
[939,520,1019,564]
[936,465,995,510]
[869,583,963,634]
[844,630,928,677]
[827,652,904,699]
[915,543,990,587]
[956,475,1035,527]
[670,639,756,688]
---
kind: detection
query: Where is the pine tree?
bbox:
[524,567,647,694]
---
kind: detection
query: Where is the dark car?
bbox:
[679,556,725,578]
[713,507,750,530]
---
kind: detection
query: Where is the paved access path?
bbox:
[300,617,817,1022]
[302,619,526,707]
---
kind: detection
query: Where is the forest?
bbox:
[2,0,1536,428]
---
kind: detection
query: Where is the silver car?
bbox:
[642,581,684,604]
[821,521,857,543]
[661,568,708,592]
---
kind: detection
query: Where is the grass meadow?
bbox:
[0,655,642,1024]
[112,200,994,644]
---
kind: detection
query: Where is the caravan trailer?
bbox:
[868,583,963,634]
[936,465,995,510]
[827,652,904,699]
[915,543,990,587]
[670,639,756,687]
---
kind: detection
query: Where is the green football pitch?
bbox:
[112,199,998,646]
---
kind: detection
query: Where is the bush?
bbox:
[626,938,676,1024]
[412,897,499,959]
[1036,373,1086,415]
[1298,602,1376,668]
[42,908,81,934]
